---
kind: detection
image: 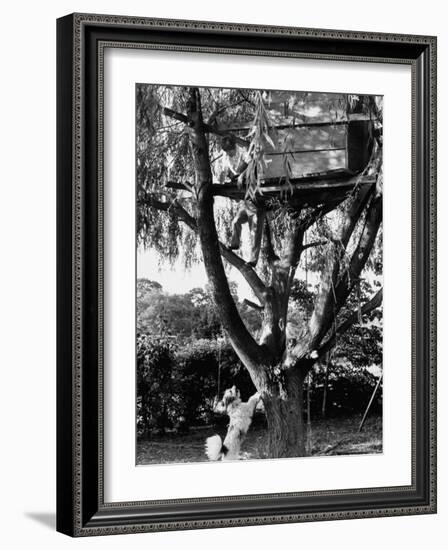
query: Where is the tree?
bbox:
[137,85,383,458]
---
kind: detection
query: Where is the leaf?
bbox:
[265,134,276,150]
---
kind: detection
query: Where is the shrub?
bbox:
[308,362,382,418]
[136,335,382,439]
[136,335,177,438]
[136,336,257,438]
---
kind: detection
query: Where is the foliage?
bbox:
[136,274,382,435]
[136,333,382,439]
[136,278,259,437]
[138,288,219,339]
[137,278,261,341]
[310,361,382,417]
[289,279,315,315]
[136,336,256,438]
[136,334,177,438]
[332,278,383,368]
[136,85,256,265]
[243,91,277,199]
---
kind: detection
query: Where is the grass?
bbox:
[136,414,382,465]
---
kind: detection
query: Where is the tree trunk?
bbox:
[261,369,307,458]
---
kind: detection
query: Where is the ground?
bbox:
[136,414,382,465]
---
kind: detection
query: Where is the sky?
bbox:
[137,246,255,299]
[137,244,322,301]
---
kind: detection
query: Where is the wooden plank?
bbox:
[220,115,375,133]
[165,173,374,191]
[165,175,375,205]
[275,126,346,150]
[258,176,374,193]
[164,176,374,211]
[264,149,346,179]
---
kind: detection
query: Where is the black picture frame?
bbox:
[57,13,437,537]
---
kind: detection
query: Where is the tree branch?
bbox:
[142,194,197,231]
[333,193,383,315]
[317,288,383,358]
[264,217,280,266]
[207,99,246,127]
[301,240,328,251]
[218,243,268,304]
[243,299,264,311]
[259,220,305,357]
[163,106,250,148]
[144,192,268,304]
[307,182,376,348]
[285,224,306,269]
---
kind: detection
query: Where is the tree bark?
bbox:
[261,369,307,458]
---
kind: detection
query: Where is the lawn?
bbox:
[136,414,382,465]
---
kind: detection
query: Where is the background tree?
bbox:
[137,85,383,457]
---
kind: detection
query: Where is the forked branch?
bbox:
[143,192,268,304]
[317,288,383,358]
[307,183,376,348]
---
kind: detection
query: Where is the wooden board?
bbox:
[264,149,346,179]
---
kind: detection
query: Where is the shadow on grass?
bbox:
[137,414,383,465]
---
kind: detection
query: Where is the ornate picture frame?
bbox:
[56,13,437,536]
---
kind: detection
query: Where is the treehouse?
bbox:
[165,90,380,211]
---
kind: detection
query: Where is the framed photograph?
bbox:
[56,13,437,536]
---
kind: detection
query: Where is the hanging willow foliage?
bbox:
[136,85,382,286]
[242,91,277,199]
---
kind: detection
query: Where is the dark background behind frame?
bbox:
[56,13,436,537]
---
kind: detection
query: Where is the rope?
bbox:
[356,279,364,326]
[217,335,222,400]
[306,370,313,455]
[304,233,314,454]
[305,232,308,297]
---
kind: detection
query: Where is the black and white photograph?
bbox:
[0,0,442,545]
[136,85,383,465]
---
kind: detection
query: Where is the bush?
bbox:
[136,335,382,439]
[136,335,177,438]
[308,362,382,418]
[174,339,256,426]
